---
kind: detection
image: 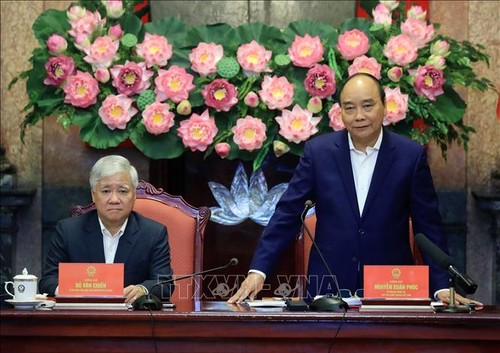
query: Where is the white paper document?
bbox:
[245,299,287,307]
[54,303,131,310]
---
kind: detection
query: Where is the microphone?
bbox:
[133,258,239,310]
[300,200,348,312]
[414,233,477,294]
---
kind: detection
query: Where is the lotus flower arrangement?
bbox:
[11,0,496,171]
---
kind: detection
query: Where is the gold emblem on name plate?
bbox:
[87,266,97,277]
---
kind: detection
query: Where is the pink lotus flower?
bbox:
[430,40,450,57]
[383,34,418,66]
[275,104,321,143]
[337,29,370,61]
[383,86,408,125]
[110,61,154,96]
[201,79,238,112]
[176,100,192,115]
[83,36,119,69]
[43,55,76,86]
[303,64,336,99]
[307,97,323,114]
[154,65,195,104]
[232,115,267,152]
[237,40,272,75]
[103,0,125,19]
[407,5,427,21]
[347,55,382,79]
[62,71,99,108]
[244,92,259,107]
[46,34,67,54]
[177,109,218,152]
[74,33,91,51]
[189,42,224,77]
[412,65,445,101]
[94,68,110,83]
[372,4,392,29]
[215,142,231,158]
[136,33,173,68]
[426,55,446,70]
[66,5,87,21]
[288,34,324,68]
[142,101,175,135]
[328,103,345,131]
[68,8,104,41]
[387,66,403,82]
[108,24,123,40]
[380,0,399,11]
[259,75,294,110]
[98,94,137,130]
[401,18,435,49]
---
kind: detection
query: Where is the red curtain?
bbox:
[134,0,150,23]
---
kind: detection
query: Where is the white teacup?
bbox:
[4,268,38,302]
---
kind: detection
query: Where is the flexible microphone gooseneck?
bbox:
[301,200,348,312]
[133,258,239,310]
[414,233,477,314]
[414,233,477,294]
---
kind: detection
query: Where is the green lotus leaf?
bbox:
[32,9,70,45]
[73,108,130,149]
[129,124,185,159]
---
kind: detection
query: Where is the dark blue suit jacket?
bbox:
[250,129,449,297]
[39,210,174,299]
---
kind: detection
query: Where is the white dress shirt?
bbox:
[98,217,128,263]
[348,130,383,215]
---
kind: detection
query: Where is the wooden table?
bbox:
[1,301,499,353]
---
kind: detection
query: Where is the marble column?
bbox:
[472,185,500,304]
[1,186,36,304]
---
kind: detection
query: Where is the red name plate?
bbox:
[58,263,124,297]
[363,265,429,299]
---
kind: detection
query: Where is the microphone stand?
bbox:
[434,274,471,314]
[301,202,348,312]
[414,233,476,314]
[133,258,238,310]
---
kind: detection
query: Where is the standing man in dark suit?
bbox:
[229,73,481,307]
[40,155,173,304]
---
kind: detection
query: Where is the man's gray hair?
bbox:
[89,155,139,190]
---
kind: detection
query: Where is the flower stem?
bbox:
[328,47,342,81]
[238,76,258,100]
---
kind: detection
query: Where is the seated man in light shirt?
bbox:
[39,155,174,304]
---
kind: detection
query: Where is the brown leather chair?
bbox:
[294,213,421,297]
[71,180,211,302]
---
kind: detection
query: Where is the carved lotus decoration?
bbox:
[209,163,288,226]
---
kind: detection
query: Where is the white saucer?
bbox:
[5,299,43,309]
